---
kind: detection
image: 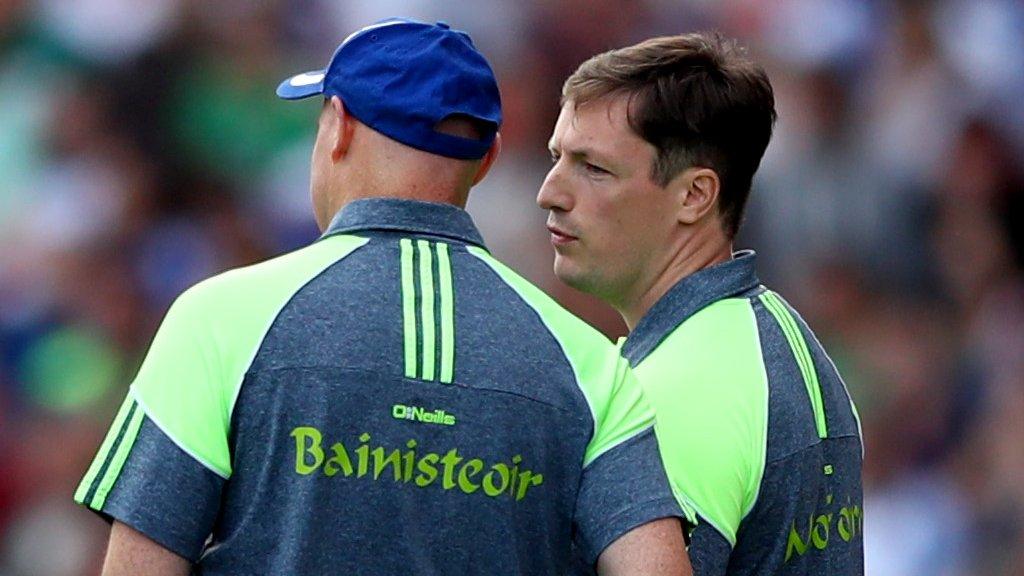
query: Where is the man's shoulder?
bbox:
[465,247,615,352]
[464,248,634,421]
[193,234,369,297]
[639,295,763,375]
[632,293,770,536]
[171,234,370,321]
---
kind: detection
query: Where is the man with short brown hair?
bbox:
[541,32,864,575]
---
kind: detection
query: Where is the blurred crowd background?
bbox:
[0,0,1022,574]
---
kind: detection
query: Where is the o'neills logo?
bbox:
[392,404,455,426]
[785,494,863,563]
[290,426,544,501]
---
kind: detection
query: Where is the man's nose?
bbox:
[537,163,572,212]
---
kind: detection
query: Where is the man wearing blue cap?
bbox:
[75,19,691,575]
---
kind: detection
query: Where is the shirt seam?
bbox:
[763,433,861,466]
[243,365,589,418]
[129,388,230,479]
[582,424,655,469]
[322,224,486,248]
[466,248,599,437]
[226,236,371,436]
[740,298,770,522]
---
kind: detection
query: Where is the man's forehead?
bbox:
[550,95,642,151]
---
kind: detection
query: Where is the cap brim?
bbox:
[276,70,326,100]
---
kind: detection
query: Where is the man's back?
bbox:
[622,252,864,575]
[76,199,680,574]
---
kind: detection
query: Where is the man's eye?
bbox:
[585,162,609,175]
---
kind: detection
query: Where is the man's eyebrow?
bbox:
[560,145,613,165]
[549,136,615,166]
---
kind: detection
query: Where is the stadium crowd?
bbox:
[0,0,1022,574]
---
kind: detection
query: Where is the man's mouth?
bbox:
[546,223,578,246]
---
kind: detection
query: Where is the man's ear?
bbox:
[471,132,502,186]
[672,167,720,225]
[329,96,356,163]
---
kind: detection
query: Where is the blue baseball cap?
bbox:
[277,18,501,160]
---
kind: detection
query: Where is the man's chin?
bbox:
[553,256,594,294]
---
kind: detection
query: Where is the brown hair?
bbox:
[563,32,777,238]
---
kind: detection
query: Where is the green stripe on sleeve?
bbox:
[88,402,145,509]
[74,394,136,504]
[400,239,418,379]
[760,292,827,438]
[417,240,436,381]
[436,242,455,384]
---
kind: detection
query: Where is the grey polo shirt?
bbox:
[75,198,682,575]
[622,251,864,575]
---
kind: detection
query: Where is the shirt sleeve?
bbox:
[74,284,231,561]
[572,359,684,566]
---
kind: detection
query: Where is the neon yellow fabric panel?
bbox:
[634,298,769,546]
[129,234,368,478]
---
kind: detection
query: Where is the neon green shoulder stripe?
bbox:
[468,247,655,467]
[632,297,769,546]
[131,234,369,478]
[88,399,145,509]
[74,393,137,504]
[417,240,437,381]
[400,239,418,379]
[399,239,455,383]
[760,291,827,438]
[435,243,455,384]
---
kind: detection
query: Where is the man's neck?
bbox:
[344,162,470,206]
[324,176,468,228]
[619,230,733,331]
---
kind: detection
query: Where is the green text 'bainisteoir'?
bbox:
[290,426,545,501]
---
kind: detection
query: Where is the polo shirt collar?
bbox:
[621,250,761,366]
[321,198,487,248]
